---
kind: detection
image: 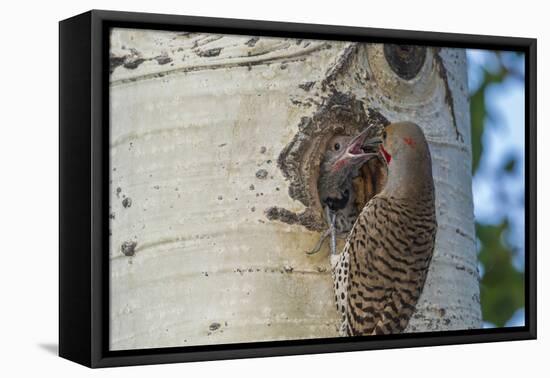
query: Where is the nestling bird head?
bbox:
[378,121,434,198]
[318,126,381,208]
[321,126,381,177]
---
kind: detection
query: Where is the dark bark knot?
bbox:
[383,45,427,80]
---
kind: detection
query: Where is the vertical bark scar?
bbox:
[434,49,464,143]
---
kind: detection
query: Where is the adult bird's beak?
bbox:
[331,127,382,172]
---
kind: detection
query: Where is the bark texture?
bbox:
[109,29,481,350]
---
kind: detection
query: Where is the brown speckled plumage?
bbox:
[331,122,437,336]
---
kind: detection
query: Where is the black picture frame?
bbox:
[59,9,537,368]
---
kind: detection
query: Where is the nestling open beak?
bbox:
[331,127,382,172]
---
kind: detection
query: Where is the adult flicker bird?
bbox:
[328,121,437,336]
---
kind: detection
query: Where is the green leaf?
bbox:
[504,156,516,173]
[477,222,524,327]
[470,88,485,174]
[470,66,508,174]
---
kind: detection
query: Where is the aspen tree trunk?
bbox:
[109,29,481,350]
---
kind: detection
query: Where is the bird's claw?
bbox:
[305,207,338,256]
[329,213,337,256]
[305,227,331,255]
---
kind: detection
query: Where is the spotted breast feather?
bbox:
[331,193,436,336]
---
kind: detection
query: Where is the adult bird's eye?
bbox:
[334,143,341,151]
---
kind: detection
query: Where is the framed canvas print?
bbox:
[59,10,536,368]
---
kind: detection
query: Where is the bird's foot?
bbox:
[305,227,331,255]
[329,212,337,256]
[306,207,338,256]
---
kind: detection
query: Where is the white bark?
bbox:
[109,29,481,350]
